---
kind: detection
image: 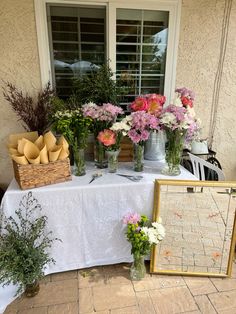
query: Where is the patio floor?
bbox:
[4,260,236,314]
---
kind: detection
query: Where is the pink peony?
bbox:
[147,94,166,116]
[181,96,193,108]
[123,212,141,224]
[97,129,116,146]
[130,97,148,112]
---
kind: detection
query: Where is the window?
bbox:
[35,0,181,107]
[47,5,106,99]
[116,9,168,107]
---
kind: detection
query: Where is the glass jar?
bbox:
[73,148,86,176]
[106,149,120,173]
[94,139,108,169]
[162,129,185,176]
[133,143,144,172]
[130,253,146,281]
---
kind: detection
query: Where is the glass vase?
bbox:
[106,149,120,173]
[73,148,86,176]
[162,130,185,176]
[94,139,108,169]
[133,143,144,172]
[130,253,146,281]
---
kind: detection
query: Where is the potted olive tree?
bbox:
[0,192,58,297]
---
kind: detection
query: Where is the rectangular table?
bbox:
[0,161,197,312]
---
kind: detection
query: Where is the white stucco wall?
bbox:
[0,0,41,188]
[0,0,235,188]
[176,0,236,180]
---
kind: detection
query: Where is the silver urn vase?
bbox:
[144,130,166,161]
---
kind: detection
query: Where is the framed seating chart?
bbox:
[151,180,236,277]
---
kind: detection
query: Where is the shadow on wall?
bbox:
[0,188,5,203]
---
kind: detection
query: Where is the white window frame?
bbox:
[34,0,181,103]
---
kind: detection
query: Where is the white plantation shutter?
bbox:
[116,9,169,109]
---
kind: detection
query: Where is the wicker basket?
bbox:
[13,158,72,190]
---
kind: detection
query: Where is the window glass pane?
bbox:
[47,5,106,99]
[116,8,168,110]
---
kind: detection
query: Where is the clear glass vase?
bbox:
[73,148,86,176]
[106,149,120,173]
[162,130,185,176]
[130,254,146,281]
[133,143,144,172]
[94,139,108,169]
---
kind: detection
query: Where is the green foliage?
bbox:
[0,192,58,295]
[72,64,125,106]
[126,215,151,256]
[51,109,92,149]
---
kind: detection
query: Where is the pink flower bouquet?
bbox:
[130,94,166,117]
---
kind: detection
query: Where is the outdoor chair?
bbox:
[188,152,225,181]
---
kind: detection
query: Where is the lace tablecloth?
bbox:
[0,161,197,313]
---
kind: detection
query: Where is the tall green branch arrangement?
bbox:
[0,192,58,295]
[51,109,92,150]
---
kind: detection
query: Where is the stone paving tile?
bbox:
[35,279,78,307]
[208,290,236,313]
[48,302,79,314]
[210,277,236,292]
[93,284,136,312]
[151,275,186,290]
[149,286,198,313]
[135,291,156,314]
[132,274,156,292]
[184,276,217,296]
[78,287,94,313]
[18,307,48,314]
[78,268,109,288]
[51,270,77,281]
[110,306,140,313]
[194,295,217,313]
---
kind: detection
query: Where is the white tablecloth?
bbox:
[0,161,197,313]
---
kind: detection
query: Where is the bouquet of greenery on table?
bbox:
[0,192,58,296]
[123,212,165,280]
[52,109,92,175]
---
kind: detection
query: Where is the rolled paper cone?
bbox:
[27,155,41,164]
[49,145,62,162]
[7,142,17,149]
[40,144,49,164]
[23,141,40,161]
[9,131,39,146]
[58,135,69,150]
[18,138,29,155]
[9,148,19,155]
[44,131,56,151]
[34,135,44,150]
[12,154,29,165]
[58,147,69,160]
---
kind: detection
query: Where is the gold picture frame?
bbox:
[150,180,236,277]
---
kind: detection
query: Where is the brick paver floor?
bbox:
[4,261,236,314]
